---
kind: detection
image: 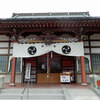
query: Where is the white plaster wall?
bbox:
[10,42,13,47]
[91,41,100,46]
[15,74,22,83]
[0,43,8,47]
[90,34,100,39]
[91,48,100,53]
[10,49,13,54]
[83,41,89,46]
[0,49,8,54]
[84,48,89,53]
[77,74,91,83]
[0,35,9,40]
[3,74,22,83]
[4,74,10,83]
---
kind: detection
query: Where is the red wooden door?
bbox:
[62,56,75,82]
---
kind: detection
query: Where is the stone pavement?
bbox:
[63,88,100,100]
[92,87,100,98]
[2,83,100,100]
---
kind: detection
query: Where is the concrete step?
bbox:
[0,99,64,100]
[0,88,64,100]
[0,92,63,95]
[1,88,63,93]
[0,94,64,99]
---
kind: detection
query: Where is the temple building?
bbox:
[0,12,100,86]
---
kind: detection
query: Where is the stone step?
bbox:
[0,88,64,100]
[1,89,62,94]
[2,98,64,100]
[0,94,64,99]
[0,92,63,95]
[0,89,64,100]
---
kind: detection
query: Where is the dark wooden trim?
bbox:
[77,72,100,75]
[84,53,90,55]
[91,46,100,48]
[84,39,100,41]
[85,53,100,55]
[84,46,100,48]
[91,53,100,55]
[84,46,89,48]
[0,54,12,56]
[0,41,11,42]
[0,47,13,49]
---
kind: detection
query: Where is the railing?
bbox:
[0,88,1,93]
[21,80,30,100]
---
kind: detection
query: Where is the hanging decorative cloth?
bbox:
[13,42,84,58]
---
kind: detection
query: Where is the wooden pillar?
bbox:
[80,39,87,85]
[9,40,17,86]
[81,56,87,85]
[9,57,16,86]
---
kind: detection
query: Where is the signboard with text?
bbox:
[60,75,70,83]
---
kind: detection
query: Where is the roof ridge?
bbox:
[12,12,90,18]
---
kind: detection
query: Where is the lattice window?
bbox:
[9,58,21,73]
[92,55,100,73]
[77,57,91,73]
[0,56,7,73]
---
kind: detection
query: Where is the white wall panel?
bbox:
[10,49,13,54]
[10,42,13,47]
[91,41,100,46]
[0,49,8,54]
[0,35,9,40]
[0,43,8,47]
[91,48,100,53]
[4,74,22,83]
[84,48,89,53]
[83,41,89,46]
[90,34,100,39]
[77,75,90,83]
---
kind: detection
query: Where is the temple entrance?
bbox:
[37,52,62,83]
[23,52,76,83]
[37,52,61,74]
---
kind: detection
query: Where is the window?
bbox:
[77,57,91,73]
[0,56,7,73]
[9,58,21,73]
[92,55,100,73]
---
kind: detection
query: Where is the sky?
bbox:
[0,0,100,18]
